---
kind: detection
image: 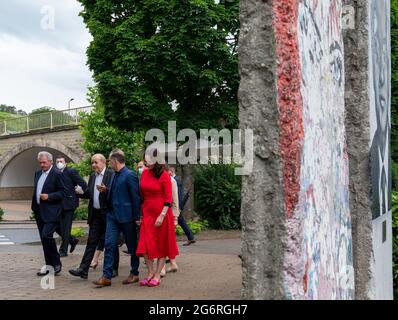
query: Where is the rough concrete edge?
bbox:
[343,0,374,300]
[239,0,286,300]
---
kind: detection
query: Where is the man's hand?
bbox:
[75,185,84,195]
[97,183,107,193]
[40,194,49,201]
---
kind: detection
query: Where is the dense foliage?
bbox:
[71,87,145,176]
[77,0,239,133]
[194,164,241,229]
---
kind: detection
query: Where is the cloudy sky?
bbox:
[0,0,93,113]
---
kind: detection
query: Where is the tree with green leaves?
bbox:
[0,104,26,116]
[29,107,56,115]
[72,87,145,176]
[78,0,239,133]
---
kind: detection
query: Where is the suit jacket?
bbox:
[80,168,114,225]
[31,167,66,223]
[60,167,88,211]
[108,166,141,223]
[173,175,184,210]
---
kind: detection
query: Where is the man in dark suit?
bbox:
[93,149,141,287]
[32,151,66,276]
[69,153,119,279]
[168,166,196,246]
[55,155,88,257]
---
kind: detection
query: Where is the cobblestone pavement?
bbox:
[0,238,242,300]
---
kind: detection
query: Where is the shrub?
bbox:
[0,207,4,221]
[393,161,398,190]
[194,164,242,230]
[71,227,86,238]
[175,220,209,236]
[73,206,88,221]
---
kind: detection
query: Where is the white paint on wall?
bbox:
[284,0,354,300]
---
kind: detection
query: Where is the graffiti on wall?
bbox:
[369,0,391,220]
[275,0,354,299]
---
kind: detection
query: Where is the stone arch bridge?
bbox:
[0,108,88,200]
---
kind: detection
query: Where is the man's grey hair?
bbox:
[37,151,53,162]
[91,153,106,163]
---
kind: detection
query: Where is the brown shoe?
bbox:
[92,277,111,287]
[183,239,196,246]
[122,274,140,285]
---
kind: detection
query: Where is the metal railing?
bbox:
[0,106,93,136]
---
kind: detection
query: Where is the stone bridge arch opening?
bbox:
[0,140,82,201]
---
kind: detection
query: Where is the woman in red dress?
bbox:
[136,151,179,287]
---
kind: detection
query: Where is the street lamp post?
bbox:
[68,98,74,111]
[68,98,74,125]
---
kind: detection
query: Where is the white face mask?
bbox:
[56,162,66,170]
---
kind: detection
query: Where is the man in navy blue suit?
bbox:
[93,149,141,287]
[55,155,87,257]
[31,151,66,276]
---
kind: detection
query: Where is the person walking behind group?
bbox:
[55,155,87,257]
[93,149,141,287]
[160,168,180,277]
[32,151,66,276]
[168,166,196,246]
[136,149,179,287]
[69,154,119,279]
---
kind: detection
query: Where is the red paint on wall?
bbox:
[273,0,304,218]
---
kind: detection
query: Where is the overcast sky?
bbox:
[0,0,93,113]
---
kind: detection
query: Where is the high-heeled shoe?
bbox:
[90,262,98,270]
[148,278,161,287]
[139,275,154,286]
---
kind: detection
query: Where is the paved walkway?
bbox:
[0,200,31,221]
[0,238,242,300]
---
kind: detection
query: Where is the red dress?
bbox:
[136,169,179,260]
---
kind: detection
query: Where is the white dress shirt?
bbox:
[36,166,53,204]
[93,168,106,209]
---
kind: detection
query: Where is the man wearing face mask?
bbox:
[55,155,87,257]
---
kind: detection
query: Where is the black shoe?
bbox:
[37,270,50,276]
[69,268,88,279]
[112,269,119,278]
[69,238,79,253]
[59,251,68,258]
[54,264,62,275]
